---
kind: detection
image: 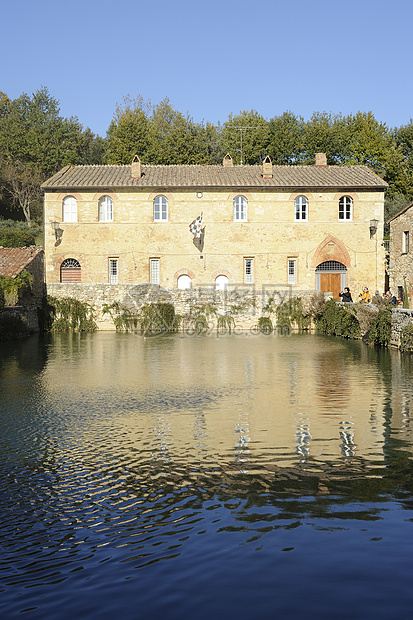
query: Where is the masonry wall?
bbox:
[44,187,385,298]
[46,282,318,331]
[389,208,413,306]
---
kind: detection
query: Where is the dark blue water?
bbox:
[1,332,413,619]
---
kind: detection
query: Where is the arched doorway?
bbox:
[177,274,192,289]
[60,258,81,283]
[316,261,347,300]
[215,275,229,291]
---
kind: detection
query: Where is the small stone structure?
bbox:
[390,308,413,348]
[0,246,44,332]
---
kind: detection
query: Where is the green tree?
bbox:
[267,111,305,164]
[340,111,392,172]
[105,95,151,164]
[0,87,103,177]
[147,98,213,164]
[303,111,346,164]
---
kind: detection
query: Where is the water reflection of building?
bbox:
[39,333,389,470]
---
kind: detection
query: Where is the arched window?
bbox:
[215,275,229,291]
[60,258,81,283]
[154,196,168,221]
[339,196,353,220]
[177,274,192,289]
[99,196,113,222]
[63,196,77,222]
[294,196,308,221]
[233,195,247,221]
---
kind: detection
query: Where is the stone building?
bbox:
[42,154,386,311]
[388,199,413,306]
[0,246,44,331]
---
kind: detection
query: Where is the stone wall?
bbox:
[46,283,317,331]
[389,204,413,306]
[390,308,413,348]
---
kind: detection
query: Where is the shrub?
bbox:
[0,272,33,306]
[368,307,392,347]
[257,316,273,333]
[0,229,37,247]
[400,323,413,353]
[316,299,360,339]
[275,297,311,331]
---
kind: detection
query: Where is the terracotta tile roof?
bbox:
[0,247,43,278]
[42,163,388,191]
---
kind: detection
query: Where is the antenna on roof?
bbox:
[226,126,261,165]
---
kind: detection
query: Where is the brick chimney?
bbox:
[131,155,141,178]
[315,153,327,167]
[262,155,273,178]
[223,154,233,167]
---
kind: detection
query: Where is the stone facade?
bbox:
[388,200,413,306]
[42,155,387,328]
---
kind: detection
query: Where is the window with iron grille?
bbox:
[244,258,253,283]
[288,259,296,284]
[109,259,118,284]
[150,259,160,284]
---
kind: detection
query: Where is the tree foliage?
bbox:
[2,86,413,231]
[0,87,104,225]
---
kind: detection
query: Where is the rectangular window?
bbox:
[403,231,410,253]
[288,259,296,284]
[244,258,253,284]
[150,259,160,284]
[109,259,118,284]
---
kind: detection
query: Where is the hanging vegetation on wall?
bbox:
[0,271,33,306]
[46,296,97,332]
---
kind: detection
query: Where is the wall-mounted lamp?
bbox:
[51,221,63,243]
[369,218,379,238]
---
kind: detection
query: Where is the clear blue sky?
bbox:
[1,0,412,137]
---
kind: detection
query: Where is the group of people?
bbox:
[339,286,397,305]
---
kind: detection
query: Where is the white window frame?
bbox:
[109,258,118,284]
[153,196,168,221]
[233,195,248,222]
[294,196,308,221]
[244,258,253,284]
[150,258,160,284]
[402,231,410,254]
[339,196,353,221]
[99,196,113,222]
[288,259,297,284]
[63,196,77,222]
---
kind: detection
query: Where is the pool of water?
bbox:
[1,332,413,619]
